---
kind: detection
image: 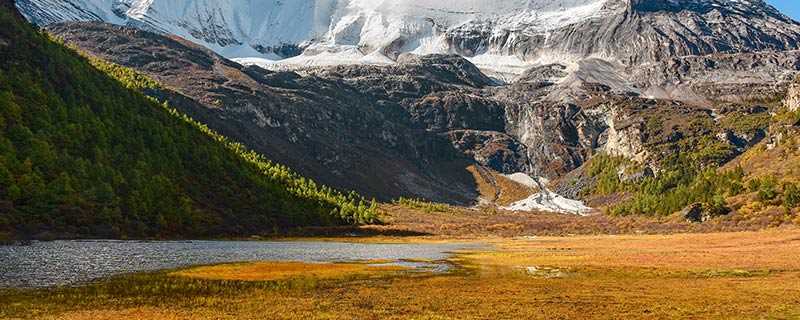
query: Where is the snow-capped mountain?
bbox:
[30,0,800,212]
[18,0,800,77]
[16,0,614,73]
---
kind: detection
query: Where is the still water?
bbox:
[0,240,474,288]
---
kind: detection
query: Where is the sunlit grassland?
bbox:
[2,229,800,320]
[171,261,409,281]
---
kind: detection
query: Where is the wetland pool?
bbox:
[0,240,477,288]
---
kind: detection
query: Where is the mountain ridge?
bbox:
[15,0,800,107]
[47,21,488,204]
[17,0,800,73]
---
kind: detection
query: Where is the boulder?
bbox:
[682,202,730,223]
[617,165,654,184]
[682,203,705,223]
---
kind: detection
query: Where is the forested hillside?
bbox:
[0,4,376,240]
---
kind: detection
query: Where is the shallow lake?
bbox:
[0,240,476,288]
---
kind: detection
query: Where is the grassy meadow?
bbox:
[2,229,800,320]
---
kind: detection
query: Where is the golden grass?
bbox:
[494,174,533,206]
[171,261,408,281]
[47,307,194,320]
[725,134,800,180]
[5,230,800,320]
[470,229,800,271]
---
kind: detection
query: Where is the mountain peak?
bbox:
[15,0,800,77]
[629,0,771,12]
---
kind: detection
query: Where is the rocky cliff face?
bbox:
[786,77,800,112]
[543,0,800,64]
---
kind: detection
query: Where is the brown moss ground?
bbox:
[474,229,800,270]
[3,230,800,320]
[466,165,533,207]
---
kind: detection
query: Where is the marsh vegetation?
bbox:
[2,230,799,320]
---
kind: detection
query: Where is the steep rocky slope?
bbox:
[49,21,770,201]
[48,22,487,203]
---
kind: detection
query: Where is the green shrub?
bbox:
[756,176,778,201]
[720,112,771,134]
[748,179,761,193]
[605,153,745,217]
[783,182,800,208]
[585,153,626,196]
[704,195,730,217]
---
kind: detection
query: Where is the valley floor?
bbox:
[296,203,800,239]
[2,228,800,320]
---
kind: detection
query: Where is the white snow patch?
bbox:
[233,57,278,66]
[501,173,590,215]
[467,54,533,81]
[234,46,394,70]
[503,190,593,215]
[493,0,609,33]
[503,172,540,188]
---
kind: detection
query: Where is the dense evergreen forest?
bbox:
[0,5,377,239]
